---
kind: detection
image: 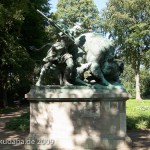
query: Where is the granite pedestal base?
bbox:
[25,86,131,150]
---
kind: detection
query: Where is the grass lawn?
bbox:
[126,99,150,130]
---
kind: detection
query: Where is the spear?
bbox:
[37,9,75,43]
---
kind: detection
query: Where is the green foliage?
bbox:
[5,112,30,132]
[56,0,101,30]
[121,65,136,98]
[140,69,150,98]
[0,0,51,107]
[0,107,20,114]
[121,65,150,98]
[136,119,148,129]
[126,99,150,130]
[102,0,150,68]
[102,0,150,99]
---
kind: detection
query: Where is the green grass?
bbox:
[5,112,30,132]
[126,99,150,130]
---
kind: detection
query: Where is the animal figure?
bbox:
[69,22,83,37]
[35,10,123,86]
[72,32,116,86]
[35,31,123,86]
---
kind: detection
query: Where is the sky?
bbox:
[49,0,108,13]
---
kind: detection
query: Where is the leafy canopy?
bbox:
[102,0,150,70]
[56,0,101,30]
[0,0,51,105]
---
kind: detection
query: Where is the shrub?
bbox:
[5,112,30,132]
[136,119,148,129]
[126,99,150,130]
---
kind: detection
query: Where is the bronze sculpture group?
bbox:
[35,10,124,87]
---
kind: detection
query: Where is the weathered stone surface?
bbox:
[25,85,129,100]
[25,86,131,150]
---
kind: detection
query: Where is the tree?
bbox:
[101,0,150,100]
[56,0,101,30]
[140,68,150,98]
[121,65,150,98]
[0,0,51,107]
[121,65,136,98]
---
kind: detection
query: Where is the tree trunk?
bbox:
[3,86,8,107]
[0,82,8,108]
[0,86,4,108]
[135,73,142,100]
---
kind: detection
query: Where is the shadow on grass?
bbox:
[127,115,150,130]
[5,113,30,132]
[0,107,29,150]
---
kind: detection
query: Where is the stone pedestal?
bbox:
[25,85,131,150]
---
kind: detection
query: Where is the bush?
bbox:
[136,119,148,129]
[126,99,150,130]
[5,113,30,132]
